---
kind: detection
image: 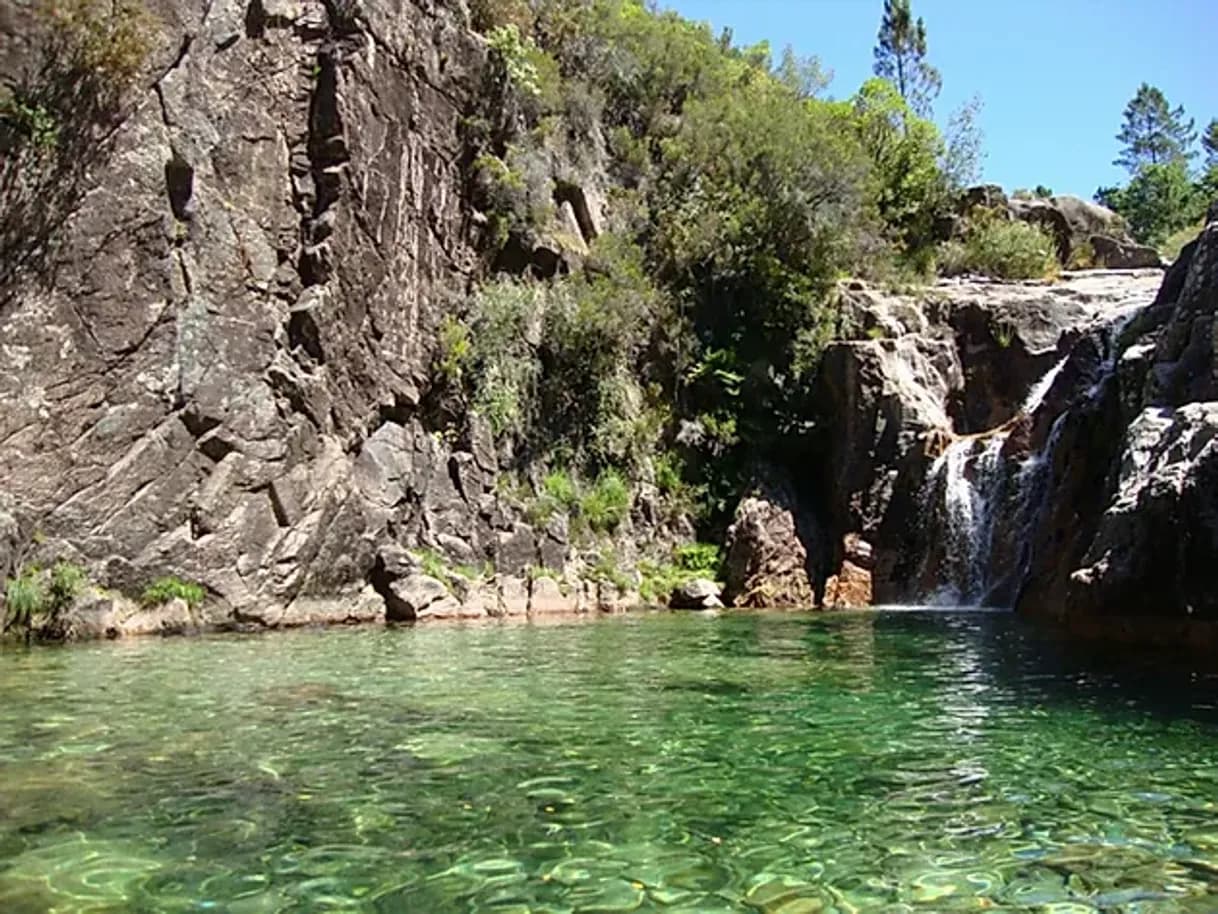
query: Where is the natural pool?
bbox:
[2,611,1218,913]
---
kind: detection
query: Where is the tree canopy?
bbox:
[872,0,940,118]
[1113,83,1197,173]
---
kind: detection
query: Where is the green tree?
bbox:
[1201,119,1218,199]
[1203,118,1218,169]
[852,78,948,253]
[1100,161,1200,246]
[872,0,941,118]
[1113,83,1196,173]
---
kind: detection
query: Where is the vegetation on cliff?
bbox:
[447,0,983,536]
[0,0,153,298]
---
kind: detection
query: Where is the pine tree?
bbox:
[872,0,941,118]
[1202,118,1218,170]
[1113,84,1197,173]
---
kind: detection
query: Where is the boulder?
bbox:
[724,470,819,608]
[496,523,538,576]
[597,584,640,614]
[978,188,1141,268]
[49,593,210,640]
[528,576,578,615]
[669,579,724,611]
[496,575,531,616]
[822,535,874,609]
[1088,234,1163,270]
[384,574,451,622]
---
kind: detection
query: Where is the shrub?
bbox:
[542,469,579,509]
[638,544,722,604]
[465,279,543,439]
[141,576,205,608]
[966,218,1058,280]
[469,0,533,33]
[3,568,46,632]
[935,239,970,277]
[673,542,721,577]
[580,469,630,533]
[435,314,471,385]
[454,560,495,582]
[939,211,1058,281]
[1,0,155,297]
[487,24,541,97]
[48,561,86,612]
[1161,221,1204,262]
[589,550,632,592]
[1065,238,1097,271]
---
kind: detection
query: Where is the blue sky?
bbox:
[662,0,1218,198]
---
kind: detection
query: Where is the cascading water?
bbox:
[917,307,1141,607]
[919,356,1067,606]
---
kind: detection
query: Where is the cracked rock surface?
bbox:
[0,0,584,629]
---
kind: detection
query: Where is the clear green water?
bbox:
[2,611,1218,913]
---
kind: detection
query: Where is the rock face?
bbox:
[845,209,1218,625]
[723,469,819,608]
[1066,405,1218,616]
[1015,215,1218,622]
[0,0,657,635]
[0,0,488,623]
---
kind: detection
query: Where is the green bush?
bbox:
[935,239,969,276]
[1161,221,1204,262]
[435,314,471,385]
[3,568,46,632]
[638,543,722,604]
[542,469,579,509]
[141,576,205,608]
[48,561,86,612]
[673,542,721,576]
[939,212,1058,281]
[580,469,630,533]
[464,278,543,439]
[411,549,450,583]
[589,550,632,592]
[487,24,542,98]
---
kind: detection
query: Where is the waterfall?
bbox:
[916,308,1141,608]
[919,356,1067,606]
[924,436,1006,605]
